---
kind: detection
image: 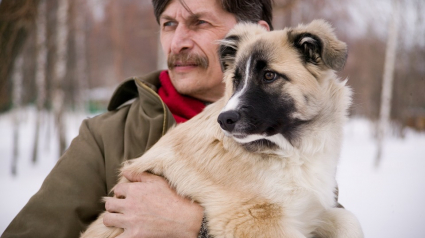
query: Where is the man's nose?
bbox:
[170,24,194,54]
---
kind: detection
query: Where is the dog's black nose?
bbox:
[217,110,240,132]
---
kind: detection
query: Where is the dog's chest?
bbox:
[247,156,335,206]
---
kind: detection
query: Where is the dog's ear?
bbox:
[219,34,240,72]
[218,22,267,72]
[288,20,347,71]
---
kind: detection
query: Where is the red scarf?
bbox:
[158,71,206,123]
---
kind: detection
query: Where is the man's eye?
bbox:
[197,20,209,25]
[163,21,177,28]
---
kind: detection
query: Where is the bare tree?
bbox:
[376,0,401,167]
[109,0,124,83]
[32,0,48,163]
[11,52,24,176]
[74,0,90,112]
[52,0,70,156]
[0,0,38,111]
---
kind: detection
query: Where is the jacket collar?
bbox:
[107,71,162,111]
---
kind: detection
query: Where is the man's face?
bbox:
[160,0,237,102]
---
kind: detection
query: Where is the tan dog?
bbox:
[81,20,363,238]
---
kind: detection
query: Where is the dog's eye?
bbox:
[263,71,277,83]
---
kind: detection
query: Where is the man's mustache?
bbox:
[167,52,209,69]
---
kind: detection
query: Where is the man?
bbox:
[2,0,273,237]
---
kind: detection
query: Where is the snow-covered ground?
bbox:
[337,119,425,238]
[1,109,425,237]
[0,108,88,234]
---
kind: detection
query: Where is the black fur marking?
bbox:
[279,118,308,145]
[288,30,348,71]
[294,33,323,66]
[243,139,279,152]
[228,40,311,146]
[235,77,307,144]
[233,69,242,91]
[219,35,240,71]
[255,59,268,72]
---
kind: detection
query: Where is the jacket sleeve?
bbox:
[2,119,109,238]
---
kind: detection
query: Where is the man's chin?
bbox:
[169,77,199,96]
[169,68,202,87]
[168,67,224,102]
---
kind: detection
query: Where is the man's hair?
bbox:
[152,0,274,30]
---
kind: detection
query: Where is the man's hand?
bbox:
[103,172,204,238]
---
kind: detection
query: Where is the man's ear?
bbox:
[258,20,270,31]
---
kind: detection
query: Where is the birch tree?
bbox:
[32,0,48,163]
[52,0,69,156]
[11,52,24,176]
[376,0,400,167]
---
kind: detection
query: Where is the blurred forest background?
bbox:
[0,0,424,159]
[2,1,425,235]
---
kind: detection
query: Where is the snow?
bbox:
[0,108,89,234]
[1,110,425,237]
[337,119,425,238]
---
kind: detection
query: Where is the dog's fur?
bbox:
[81,20,363,238]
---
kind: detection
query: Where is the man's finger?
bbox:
[103,212,127,228]
[115,232,129,238]
[123,171,163,183]
[113,182,130,198]
[121,170,141,182]
[105,197,126,213]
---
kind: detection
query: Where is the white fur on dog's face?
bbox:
[217,21,348,152]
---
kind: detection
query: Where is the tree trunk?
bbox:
[53,0,69,156]
[376,0,400,167]
[11,52,24,176]
[0,0,38,111]
[109,0,124,84]
[32,0,48,164]
[74,0,89,112]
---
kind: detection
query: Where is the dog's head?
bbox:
[217,20,349,152]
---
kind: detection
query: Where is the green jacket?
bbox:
[2,71,176,238]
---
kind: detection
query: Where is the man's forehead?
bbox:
[160,0,225,20]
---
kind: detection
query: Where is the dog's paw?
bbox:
[314,208,364,238]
